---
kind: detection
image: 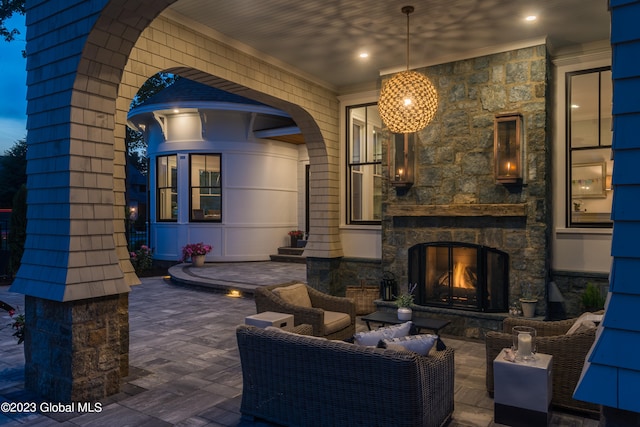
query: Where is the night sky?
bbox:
[0,14,27,154]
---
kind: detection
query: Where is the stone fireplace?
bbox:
[409,242,509,312]
[379,44,552,337]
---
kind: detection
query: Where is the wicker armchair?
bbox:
[254,282,356,340]
[485,316,600,415]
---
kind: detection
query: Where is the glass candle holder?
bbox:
[512,326,536,361]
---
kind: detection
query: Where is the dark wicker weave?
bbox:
[254,282,356,340]
[485,316,600,415]
[237,325,455,427]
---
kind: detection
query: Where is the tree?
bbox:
[0,0,25,42]
[8,184,26,277]
[0,139,27,208]
[126,73,179,175]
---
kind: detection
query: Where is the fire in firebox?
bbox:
[409,242,509,312]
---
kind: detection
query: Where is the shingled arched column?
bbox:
[13,0,342,401]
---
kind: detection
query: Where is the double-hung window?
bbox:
[347,104,382,223]
[157,155,177,221]
[190,154,221,222]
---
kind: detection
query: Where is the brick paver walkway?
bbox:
[0,265,598,426]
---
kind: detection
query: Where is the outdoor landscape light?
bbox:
[227,289,242,298]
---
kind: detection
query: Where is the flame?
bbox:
[452,262,475,289]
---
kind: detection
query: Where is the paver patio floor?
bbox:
[0,263,599,426]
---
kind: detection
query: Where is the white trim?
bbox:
[552,40,611,66]
[380,37,548,76]
[129,101,291,120]
[254,126,301,138]
[337,90,379,104]
[555,227,612,235]
[339,224,381,231]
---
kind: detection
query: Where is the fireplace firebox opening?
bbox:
[409,242,509,312]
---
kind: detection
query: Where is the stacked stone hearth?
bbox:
[380,44,552,338]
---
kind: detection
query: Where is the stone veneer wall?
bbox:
[551,270,608,318]
[336,258,383,289]
[307,257,382,297]
[382,44,552,315]
[24,294,126,402]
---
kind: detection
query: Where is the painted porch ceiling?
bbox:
[167,0,610,92]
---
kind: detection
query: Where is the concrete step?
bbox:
[269,248,306,264]
[277,246,304,256]
[269,254,306,264]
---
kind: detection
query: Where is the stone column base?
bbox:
[306,257,343,295]
[24,293,129,402]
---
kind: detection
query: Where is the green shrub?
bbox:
[130,245,153,275]
[582,282,605,311]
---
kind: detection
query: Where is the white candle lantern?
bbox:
[512,326,537,361]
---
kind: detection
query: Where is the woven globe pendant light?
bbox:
[379,6,438,134]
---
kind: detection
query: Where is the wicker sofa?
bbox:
[254,282,356,340]
[485,316,600,415]
[236,324,455,427]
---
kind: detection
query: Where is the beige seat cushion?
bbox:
[566,312,603,335]
[273,283,312,308]
[324,310,352,334]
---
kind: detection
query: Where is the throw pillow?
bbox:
[378,341,414,353]
[273,283,312,308]
[566,312,603,335]
[353,321,412,346]
[381,334,438,356]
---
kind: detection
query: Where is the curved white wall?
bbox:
[141,108,306,261]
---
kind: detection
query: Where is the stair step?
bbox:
[269,253,307,264]
[277,246,304,256]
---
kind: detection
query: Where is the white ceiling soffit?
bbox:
[165,0,610,92]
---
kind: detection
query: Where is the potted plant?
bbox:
[519,283,538,318]
[181,242,212,267]
[395,283,417,321]
[582,282,605,312]
[288,230,304,248]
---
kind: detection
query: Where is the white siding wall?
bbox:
[146,108,302,261]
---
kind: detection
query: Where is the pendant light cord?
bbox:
[402,6,414,72]
[406,9,410,71]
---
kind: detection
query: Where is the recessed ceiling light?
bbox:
[525,15,537,22]
[571,104,580,109]
[173,108,180,113]
[359,52,369,58]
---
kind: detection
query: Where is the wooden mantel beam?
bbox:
[386,204,527,217]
